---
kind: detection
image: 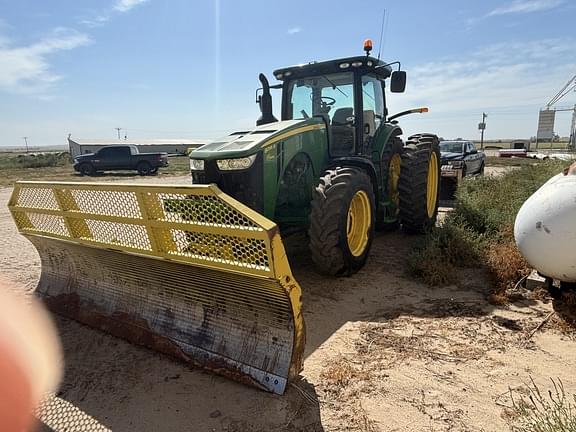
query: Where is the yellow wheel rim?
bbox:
[426,152,439,218]
[388,153,402,207]
[346,190,371,257]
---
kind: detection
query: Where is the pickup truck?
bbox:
[440,140,485,178]
[73,145,168,176]
[439,140,486,199]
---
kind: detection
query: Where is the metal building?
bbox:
[68,137,210,157]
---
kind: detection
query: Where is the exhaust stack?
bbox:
[256,73,278,126]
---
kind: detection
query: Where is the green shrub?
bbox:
[0,152,71,169]
[409,160,567,288]
[407,220,483,286]
[455,161,566,238]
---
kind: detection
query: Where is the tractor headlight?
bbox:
[216,154,257,171]
[190,159,205,171]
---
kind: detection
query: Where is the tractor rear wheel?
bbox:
[398,134,441,234]
[377,136,404,231]
[309,167,375,276]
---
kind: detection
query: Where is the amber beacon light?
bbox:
[363,39,373,55]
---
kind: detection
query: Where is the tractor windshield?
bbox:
[287,72,354,124]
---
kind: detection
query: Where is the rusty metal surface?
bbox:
[27,233,298,395]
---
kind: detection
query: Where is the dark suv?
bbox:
[440,140,485,178]
[73,145,168,176]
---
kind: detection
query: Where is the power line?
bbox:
[547,73,576,108]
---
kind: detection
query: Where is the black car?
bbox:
[73,145,169,176]
[440,140,485,178]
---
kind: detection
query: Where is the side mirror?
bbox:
[469,149,478,154]
[390,71,406,93]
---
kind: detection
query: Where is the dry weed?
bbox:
[529,286,551,303]
[488,292,510,306]
[319,357,375,402]
[356,312,523,367]
[549,313,576,337]
[320,358,359,390]
[486,238,531,293]
[351,400,379,432]
[508,378,576,432]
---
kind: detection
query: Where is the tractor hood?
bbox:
[190,119,325,160]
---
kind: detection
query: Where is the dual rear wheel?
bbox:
[308,134,440,276]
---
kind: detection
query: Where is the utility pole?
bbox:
[478,113,487,150]
[115,127,122,140]
[22,136,29,153]
[570,105,576,151]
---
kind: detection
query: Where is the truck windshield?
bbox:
[287,72,354,124]
[440,142,464,153]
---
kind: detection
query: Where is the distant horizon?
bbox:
[2,136,572,153]
[0,1,575,148]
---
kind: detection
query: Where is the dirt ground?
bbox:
[1,172,575,432]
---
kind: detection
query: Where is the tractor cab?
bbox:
[260,47,406,159]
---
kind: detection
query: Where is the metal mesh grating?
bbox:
[67,189,142,219]
[85,219,152,250]
[159,193,260,228]
[170,229,269,270]
[37,395,111,432]
[26,213,68,236]
[17,187,59,210]
[9,183,275,276]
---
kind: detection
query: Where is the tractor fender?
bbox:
[372,124,403,160]
[326,156,379,200]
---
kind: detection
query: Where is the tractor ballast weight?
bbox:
[8,181,304,394]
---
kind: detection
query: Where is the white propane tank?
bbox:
[514,170,576,282]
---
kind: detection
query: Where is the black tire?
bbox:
[478,162,485,176]
[376,136,404,231]
[78,163,95,176]
[309,167,375,276]
[398,134,441,234]
[137,161,152,176]
[150,167,159,175]
[440,177,457,201]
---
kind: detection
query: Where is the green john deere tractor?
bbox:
[189,44,441,276]
[8,42,441,395]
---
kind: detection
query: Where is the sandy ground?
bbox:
[1,172,576,432]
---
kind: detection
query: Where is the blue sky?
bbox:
[0,0,575,148]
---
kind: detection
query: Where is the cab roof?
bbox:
[273,56,392,81]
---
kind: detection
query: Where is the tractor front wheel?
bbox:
[309,167,375,276]
[398,134,441,234]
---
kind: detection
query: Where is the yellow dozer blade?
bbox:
[8,181,305,394]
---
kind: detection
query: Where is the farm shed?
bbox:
[68,137,210,157]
